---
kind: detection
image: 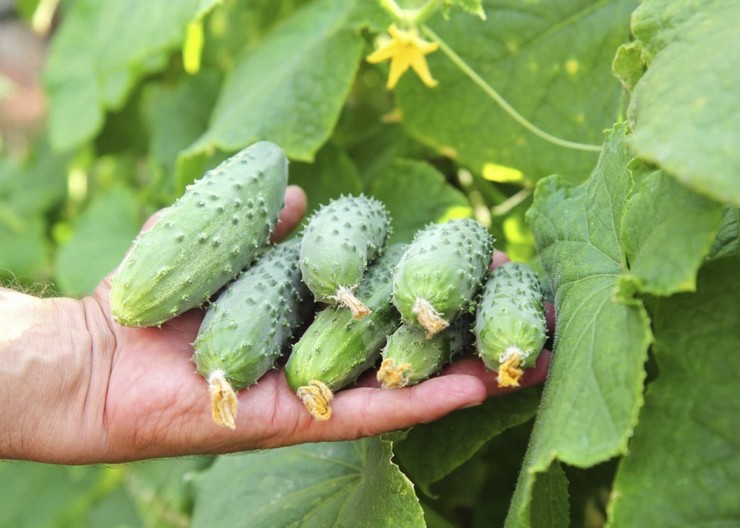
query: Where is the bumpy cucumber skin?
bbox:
[110,142,288,327]
[192,238,310,390]
[285,244,405,393]
[379,314,473,388]
[474,262,547,370]
[392,218,493,331]
[299,195,390,303]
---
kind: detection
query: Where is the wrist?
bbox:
[0,289,105,462]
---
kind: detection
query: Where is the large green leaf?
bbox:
[368,159,472,244]
[54,187,140,296]
[191,437,424,528]
[44,0,201,151]
[607,256,740,526]
[507,125,652,526]
[395,0,636,182]
[182,0,373,172]
[627,0,740,206]
[621,164,723,296]
[395,388,540,495]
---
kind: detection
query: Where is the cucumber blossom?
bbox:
[392,219,493,337]
[300,195,390,319]
[192,238,310,429]
[110,141,288,327]
[377,314,473,389]
[285,244,406,421]
[474,262,547,388]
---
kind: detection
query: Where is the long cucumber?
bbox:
[110,141,288,327]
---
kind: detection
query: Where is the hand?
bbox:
[0,186,550,464]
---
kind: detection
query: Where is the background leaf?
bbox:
[54,187,141,296]
[395,0,636,183]
[191,438,425,528]
[288,142,363,216]
[44,0,202,151]
[508,125,652,526]
[627,0,740,206]
[368,159,472,244]
[395,387,540,495]
[709,207,740,259]
[621,164,723,295]
[607,256,740,526]
[182,0,371,175]
[141,71,221,190]
[0,462,112,527]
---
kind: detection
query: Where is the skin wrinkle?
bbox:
[81,293,117,456]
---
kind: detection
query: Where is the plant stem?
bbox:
[413,0,443,25]
[421,26,603,153]
[379,0,442,27]
[379,0,405,21]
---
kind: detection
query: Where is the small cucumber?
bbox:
[192,238,310,429]
[474,262,547,388]
[377,314,473,389]
[300,195,390,319]
[285,244,405,420]
[392,219,493,337]
[110,141,287,327]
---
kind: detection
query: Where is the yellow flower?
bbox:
[366,25,439,90]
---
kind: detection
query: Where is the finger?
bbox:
[545,302,555,336]
[271,185,307,242]
[281,372,490,445]
[490,249,510,269]
[442,351,551,397]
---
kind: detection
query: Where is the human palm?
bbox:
[81,187,549,463]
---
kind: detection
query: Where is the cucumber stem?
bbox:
[413,298,449,337]
[496,347,525,388]
[331,285,372,319]
[296,380,334,421]
[208,370,238,429]
[377,358,413,389]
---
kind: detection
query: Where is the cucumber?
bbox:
[285,244,405,420]
[110,141,288,327]
[474,262,547,388]
[392,218,493,337]
[192,238,310,429]
[377,314,473,389]
[300,195,390,319]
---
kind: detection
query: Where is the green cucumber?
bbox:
[192,238,310,429]
[392,218,493,337]
[377,314,473,389]
[110,141,288,327]
[300,195,390,319]
[474,262,547,387]
[285,244,405,420]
